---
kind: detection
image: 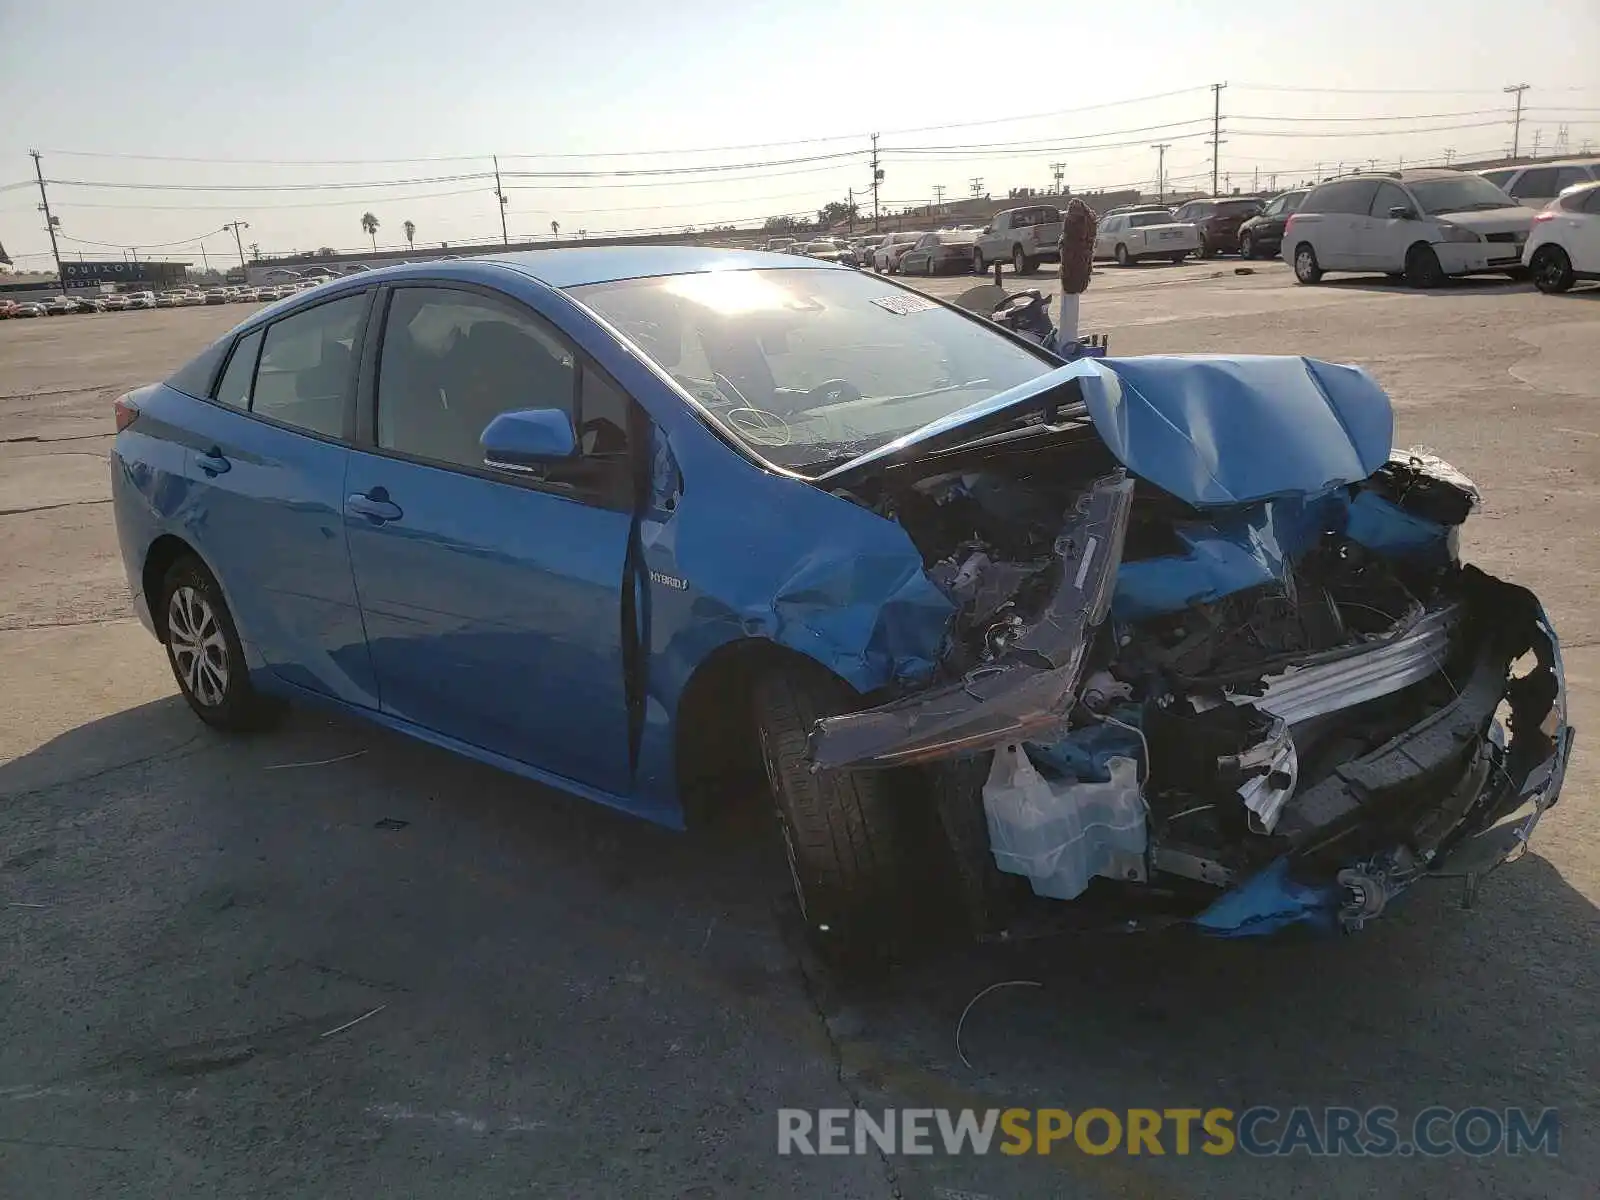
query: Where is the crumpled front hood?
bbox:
[823,354,1396,508]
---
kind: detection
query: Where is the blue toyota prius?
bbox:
[111,247,1572,964]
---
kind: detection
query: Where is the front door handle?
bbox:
[346,488,403,524]
[196,448,231,477]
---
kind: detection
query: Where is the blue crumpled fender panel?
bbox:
[1079,355,1395,508]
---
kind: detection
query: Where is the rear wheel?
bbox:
[158,555,281,731]
[1013,246,1035,275]
[1114,244,1132,267]
[972,249,985,274]
[1194,235,1212,260]
[1238,232,1255,259]
[1169,252,1187,263]
[925,255,936,276]
[1530,245,1575,293]
[753,663,912,970]
[1292,242,1323,284]
[1403,242,1446,289]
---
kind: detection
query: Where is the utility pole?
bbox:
[969,176,984,199]
[1150,143,1170,202]
[1531,129,1543,158]
[1049,161,1066,194]
[1504,83,1530,159]
[1209,82,1227,196]
[847,188,855,235]
[221,221,249,270]
[493,155,510,246]
[1443,147,1455,165]
[870,134,882,233]
[28,150,64,290]
[931,184,945,213]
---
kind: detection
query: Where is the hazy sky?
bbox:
[2,0,1598,269]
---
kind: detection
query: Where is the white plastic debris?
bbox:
[981,746,1147,901]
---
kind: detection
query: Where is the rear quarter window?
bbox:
[165,338,232,399]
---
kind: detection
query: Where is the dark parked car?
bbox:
[109,249,1572,969]
[896,229,980,275]
[1173,197,1266,258]
[1237,189,1310,259]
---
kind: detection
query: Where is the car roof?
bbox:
[456,246,838,288]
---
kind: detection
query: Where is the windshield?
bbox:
[1215,200,1262,216]
[573,268,1054,471]
[1409,174,1517,214]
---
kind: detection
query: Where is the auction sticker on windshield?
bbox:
[870,294,939,315]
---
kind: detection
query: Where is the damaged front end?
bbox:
[804,356,1574,939]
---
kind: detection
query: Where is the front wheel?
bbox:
[1403,243,1446,289]
[1292,242,1323,284]
[1238,233,1254,259]
[1194,236,1212,260]
[159,555,281,731]
[972,250,986,275]
[1114,244,1132,267]
[753,664,911,970]
[1013,247,1034,275]
[1530,245,1574,293]
[925,256,936,276]
[1169,252,1187,263]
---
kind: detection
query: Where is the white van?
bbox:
[1283,169,1535,288]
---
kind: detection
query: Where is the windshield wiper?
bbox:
[877,379,991,407]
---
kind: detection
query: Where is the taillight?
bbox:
[113,395,140,432]
[1284,215,1297,231]
[1533,211,1557,223]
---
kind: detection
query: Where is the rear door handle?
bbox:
[196,448,231,477]
[346,489,403,524]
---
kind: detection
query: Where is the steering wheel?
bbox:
[725,407,793,447]
[804,379,863,408]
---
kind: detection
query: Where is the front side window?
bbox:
[1480,169,1515,189]
[573,267,1054,472]
[1509,168,1557,199]
[214,328,264,410]
[1370,183,1410,217]
[253,292,368,437]
[375,286,577,470]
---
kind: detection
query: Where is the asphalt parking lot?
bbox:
[2,262,1597,1199]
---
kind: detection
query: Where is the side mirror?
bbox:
[1388,206,1417,220]
[481,408,577,473]
[983,226,993,234]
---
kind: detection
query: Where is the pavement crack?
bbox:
[0,499,113,517]
[0,733,206,802]
[783,912,903,1199]
[0,433,112,445]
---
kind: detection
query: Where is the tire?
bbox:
[972,250,985,275]
[1238,232,1254,260]
[1403,243,1446,289]
[1013,246,1035,275]
[1530,245,1574,293]
[1169,252,1187,263]
[1292,242,1323,284]
[158,555,281,731]
[929,753,1026,943]
[1114,243,1132,267]
[925,255,936,277]
[1194,235,1212,260]
[752,664,910,969]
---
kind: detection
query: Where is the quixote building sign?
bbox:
[60,261,185,286]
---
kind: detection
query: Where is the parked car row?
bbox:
[1280,168,1600,292]
[0,279,328,320]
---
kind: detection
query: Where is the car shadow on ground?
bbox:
[1316,274,1532,297]
[3,697,1594,1196]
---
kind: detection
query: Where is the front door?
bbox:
[343,283,637,795]
[1360,182,1415,271]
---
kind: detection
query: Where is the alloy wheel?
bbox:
[167,585,230,707]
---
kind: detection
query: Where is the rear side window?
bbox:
[1129,213,1170,227]
[1480,169,1515,188]
[213,329,263,410]
[1303,180,1380,214]
[165,339,230,400]
[252,292,368,439]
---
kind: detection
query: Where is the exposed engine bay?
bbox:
[806,416,1571,937]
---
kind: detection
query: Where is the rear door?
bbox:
[1309,180,1380,268]
[342,282,639,795]
[174,290,379,707]
[1568,187,1600,273]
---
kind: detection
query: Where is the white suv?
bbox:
[1479,159,1600,211]
[1284,169,1535,288]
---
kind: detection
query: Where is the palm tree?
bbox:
[403,220,415,251]
[550,220,560,240]
[360,212,379,252]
